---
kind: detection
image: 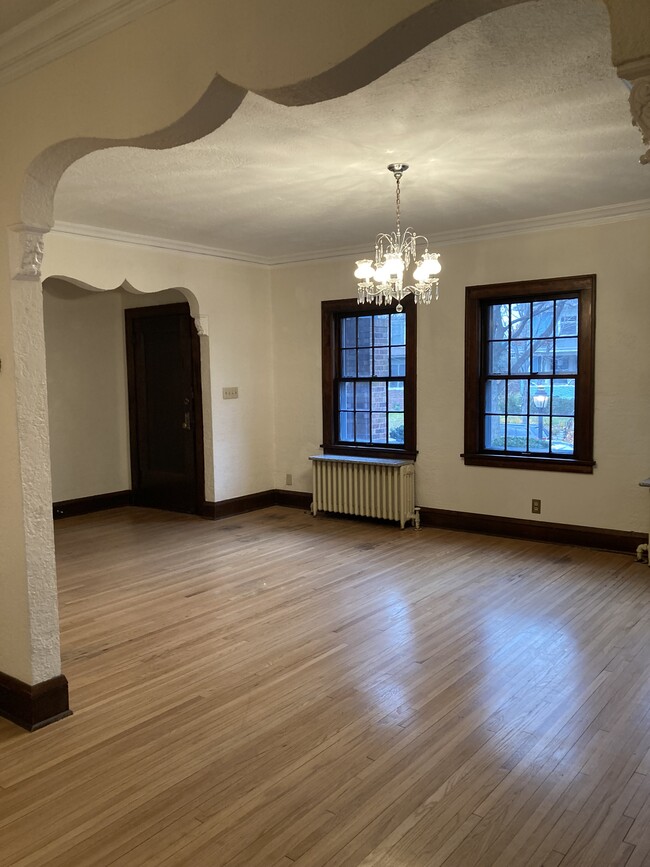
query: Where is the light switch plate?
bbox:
[222,387,239,400]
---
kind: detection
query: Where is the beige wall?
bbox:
[42,280,186,502]
[271,216,650,533]
[43,232,275,504]
[44,215,650,533]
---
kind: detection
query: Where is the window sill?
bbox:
[462,453,595,474]
[323,444,418,461]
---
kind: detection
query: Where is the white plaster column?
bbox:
[604,0,650,165]
[0,225,61,687]
[629,77,650,165]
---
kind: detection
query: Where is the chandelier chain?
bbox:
[395,173,401,239]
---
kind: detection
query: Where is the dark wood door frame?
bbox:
[125,302,205,514]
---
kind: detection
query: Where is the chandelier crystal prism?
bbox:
[355,163,441,312]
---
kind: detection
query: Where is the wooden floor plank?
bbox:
[1,506,649,866]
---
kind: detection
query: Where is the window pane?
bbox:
[506,415,526,451]
[510,303,531,338]
[373,315,390,346]
[486,379,506,413]
[510,340,531,374]
[358,348,372,377]
[388,413,404,444]
[531,339,554,373]
[388,382,404,411]
[553,378,575,415]
[390,345,406,376]
[390,313,406,345]
[556,297,578,336]
[341,317,357,349]
[529,378,551,415]
[356,412,370,442]
[357,316,372,347]
[533,301,554,337]
[528,417,550,453]
[551,417,574,454]
[507,380,528,414]
[373,346,390,377]
[489,304,509,340]
[371,412,387,443]
[355,381,370,410]
[485,415,506,451]
[485,415,505,450]
[339,412,354,441]
[339,382,354,410]
[371,381,387,411]
[555,338,578,373]
[341,349,356,377]
[487,341,508,374]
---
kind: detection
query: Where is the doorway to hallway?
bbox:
[125,302,204,514]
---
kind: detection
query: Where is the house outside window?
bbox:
[464,275,596,473]
[321,298,417,460]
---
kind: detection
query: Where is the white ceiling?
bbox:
[53,0,650,263]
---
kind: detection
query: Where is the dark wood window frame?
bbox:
[321,297,417,460]
[464,274,596,474]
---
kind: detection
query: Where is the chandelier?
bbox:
[355,163,441,312]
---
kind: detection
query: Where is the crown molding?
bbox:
[51,222,271,266]
[52,198,650,267]
[425,198,650,249]
[0,0,175,87]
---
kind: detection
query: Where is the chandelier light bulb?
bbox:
[354,259,375,280]
[384,255,405,277]
[413,263,427,282]
[374,263,390,283]
[420,252,442,276]
[354,164,442,311]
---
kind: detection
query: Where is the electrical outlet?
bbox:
[532,499,541,514]
[222,387,238,400]
[285,474,293,486]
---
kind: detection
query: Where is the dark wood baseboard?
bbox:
[53,489,642,554]
[0,672,71,731]
[274,490,312,510]
[201,489,277,520]
[201,489,312,519]
[418,506,646,554]
[53,490,132,520]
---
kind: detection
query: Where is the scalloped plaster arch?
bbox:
[22,74,246,231]
[19,0,648,235]
[45,275,203,322]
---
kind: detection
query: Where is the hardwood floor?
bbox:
[1,506,650,866]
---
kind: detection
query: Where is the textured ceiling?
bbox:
[53,0,650,262]
[0,0,59,34]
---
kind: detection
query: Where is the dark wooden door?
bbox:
[125,303,204,514]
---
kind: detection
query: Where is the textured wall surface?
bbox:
[9,276,60,683]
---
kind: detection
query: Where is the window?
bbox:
[464,275,595,473]
[321,298,416,459]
